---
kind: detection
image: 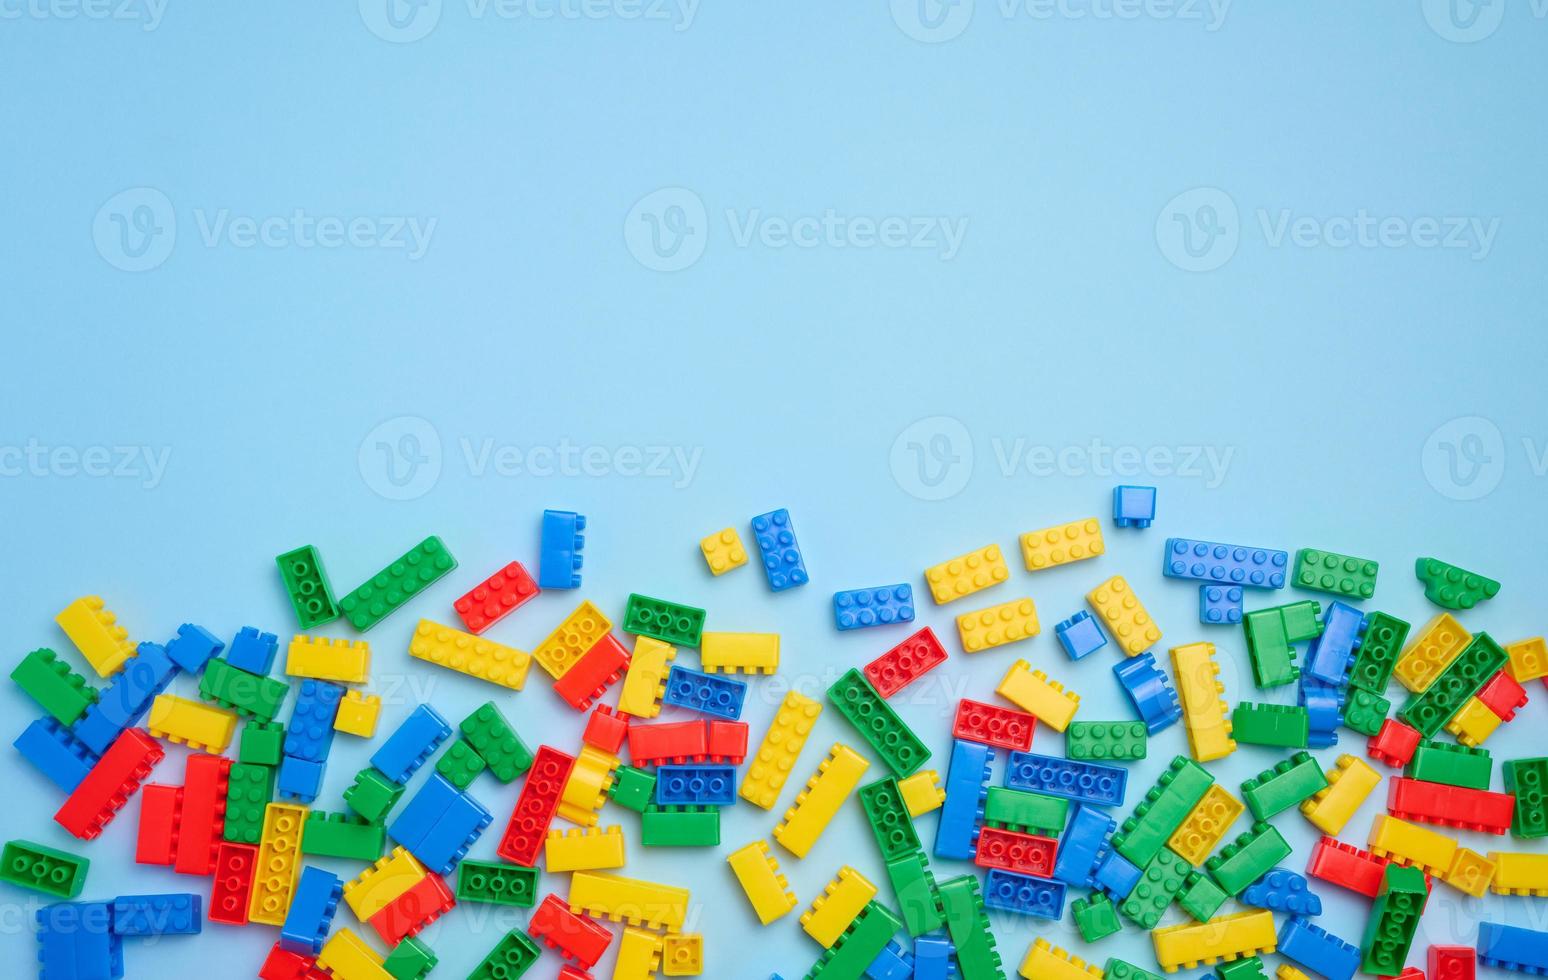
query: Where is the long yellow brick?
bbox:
[995,661,1079,731]
[700,632,780,674]
[1152,910,1276,972]
[1086,576,1161,656]
[773,744,869,858]
[801,866,878,947]
[618,636,676,717]
[924,543,1008,604]
[286,635,371,683]
[1019,518,1105,571]
[407,620,529,690]
[957,598,1039,652]
[1171,642,1235,762]
[740,691,822,809]
[55,596,135,676]
[146,694,237,753]
[568,871,689,932]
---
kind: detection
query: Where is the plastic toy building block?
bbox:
[985,785,1068,833]
[606,766,655,815]
[952,698,1035,752]
[751,508,809,591]
[1113,485,1157,527]
[699,632,780,675]
[278,756,322,807]
[1020,517,1106,571]
[1369,718,1422,769]
[387,772,490,874]
[1505,757,1548,839]
[1408,739,1492,789]
[878,848,941,936]
[250,802,310,925]
[209,841,257,925]
[368,871,455,945]
[259,943,327,980]
[807,900,906,979]
[1105,960,1164,980]
[12,648,97,726]
[1018,938,1102,980]
[1343,612,1409,694]
[1306,836,1387,897]
[975,826,1057,877]
[1087,575,1162,656]
[552,632,630,712]
[1171,642,1236,762]
[136,782,180,865]
[802,866,878,946]
[1445,696,1503,747]
[924,542,1008,605]
[662,933,702,977]
[1152,909,1276,972]
[1341,688,1390,737]
[1230,703,1308,748]
[222,628,278,678]
[1,839,89,898]
[1200,585,1244,626]
[332,690,382,739]
[1387,776,1513,834]
[897,770,944,820]
[957,597,1040,653]
[727,839,797,924]
[700,527,748,575]
[568,870,689,932]
[339,535,458,631]
[171,752,231,875]
[828,668,929,775]
[1395,613,1473,693]
[285,636,371,684]
[938,875,1003,980]
[1477,669,1528,720]
[343,846,427,924]
[161,625,224,680]
[1508,636,1548,682]
[629,719,709,765]
[1110,754,1212,867]
[1399,632,1508,737]
[56,595,136,676]
[468,929,540,980]
[1298,600,1361,687]
[556,746,615,831]
[1073,891,1121,941]
[640,804,720,846]
[1300,680,1341,753]
[996,661,1079,731]
[1055,612,1109,662]
[317,927,393,980]
[242,720,286,766]
[858,776,922,861]
[1115,847,1188,929]
[655,764,735,806]
[284,679,344,766]
[1113,653,1182,734]
[1241,868,1321,916]
[1163,538,1289,589]
[534,509,587,590]
[343,768,405,825]
[458,701,532,782]
[276,546,340,630]
[36,900,123,980]
[1008,751,1127,809]
[1240,751,1327,820]
[579,705,628,756]
[14,716,96,791]
[545,825,625,872]
[533,600,613,680]
[1369,814,1457,875]
[1093,848,1141,899]
[1299,755,1379,835]
[454,858,539,908]
[1053,804,1115,886]
[1279,917,1359,980]
[371,704,451,784]
[408,619,531,691]
[982,868,1065,918]
[148,694,238,752]
[281,867,343,954]
[454,560,539,634]
[774,743,870,858]
[617,635,675,718]
[1415,556,1500,610]
[1292,548,1378,599]
[866,939,914,980]
[382,936,437,980]
[1242,599,1321,689]
[1167,784,1243,865]
[859,629,945,701]
[1067,720,1147,762]
[1489,850,1548,896]
[1429,946,1476,980]
[622,593,705,648]
[497,745,574,864]
[73,640,177,754]
[55,727,163,839]
[199,658,290,722]
[1443,846,1496,896]
[833,585,915,631]
[1208,822,1292,895]
[1480,923,1548,975]
[303,811,386,861]
[663,664,746,720]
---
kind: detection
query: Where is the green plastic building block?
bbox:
[337,535,458,632]
[224,762,275,844]
[608,765,657,813]
[382,935,437,980]
[275,544,340,630]
[458,702,532,782]
[11,648,97,725]
[938,876,1004,980]
[984,786,1068,834]
[827,669,930,777]
[622,593,706,647]
[0,839,89,898]
[1342,689,1391,737]
[1112,756,1214,866]
[468,928,540,980]
[199,658,289,722]
[1067,721,1147,762]
[1230,703,1309,748]
[1177,871,1228,922]
[343,767,406,824]
[1105,958,1166,980]
[1118,847,1190,928]
[859,777,922,862]
[1294,549,1379,599]
[434,739,486,790]
[1216,956,1268,980]
[1206,822,1291,896]
[1360,863,1427,975]
[1242,600,1322,688]
[640,804,720,846]
[885,848,944,936]
[1504,757,1548,840]
[1240,752,1328,820]
[1407,740,1492,790]
[1073,891,1121,941]
[1348,611,1411,694]
[456,859,539,907]
[239,720,286,766]
[1415,557,1500,610]
[302,811,386,861]
[809,901,906,979]
[1399,632,1508,736]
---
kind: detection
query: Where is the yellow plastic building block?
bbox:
[1368,814,1456,876]
[545,825,626,872]
[740,691,822,809]
[1299,754,1380,835]
[618,635,676,718]
[1086,576,1161,657]
[55,596,134,677]
[957,598,1040,653]
[1506,637,1548,682]
[317,927,392,980]
[1277,967,1312,980]
[801,866,878,947]
[249,802,309,925]
[662,933,703,976]
[146,694,237,753]
[1171,642,1236,762]
[533,600,611,680]
[1018,938,1104,980]
[700,632,780,674]
[924,543,1009,604]
[568,871,689,932]
[899,770,945,817]
[727,839,798,925]
[1394,613,1472,693]
[1019,518,1106,572]
[613,926,665,980]
[407,619,530,690]
[1445,696,1503,747]
[285,635,370,683]
[995,661,1079,731]
[700,528,748,575]
[1152,909,1276,972]
[1444,847,1496,897]
[1167,785,1243,865]
[1488,851,1548,896]
[342,846,427,921]
[333,690,381,737]
[773,743,870,859]
[556,745,617,827]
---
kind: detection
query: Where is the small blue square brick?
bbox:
[277,755,325,802]
[655,765,737,806]
[833,585,915,631]
[538,509,585,589]
[166,623,225,673]
[1055,612,1108,660]
[1093,849,1142,900]
[226,626,279,676]
[15,718,97,792]
[280,868,342,954]
[982,868,1066,919]
[751,508,809,591]
[1199,585,1244,625]
[371,704,452,785]
[1113,485,1157,528]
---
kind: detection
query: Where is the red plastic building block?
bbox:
[973,826,1057,877]
[628,720,709,766]
[497,745,575,865]
[1387,777,1514,835]
[136,783,182,866]
[557,968,595,980]
[209,841,257,925]
[1393,970,1424,980]
[582,705,630,754]
[55,727,164,839]
[528,893,611,968]
[952,698,1035,752]
[259,942,329,980]
[1307,835,1388,897]
[706,720,748,764]
[1369,718,1422,768]
[369,871,455,944]
[553,633,630,711]
[1476,670,1528,721]
[1430,945,1476,980]
[863,626,948,698]
[454,560,540,634]
[175,752,231,875]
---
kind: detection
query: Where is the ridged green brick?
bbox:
[1231,703,1309,748]
[434,739,486,790]
[1504,757,1548,840]
[337,535,457,632]
[1217,956,1269,980]
[1113,756,1214,866]
[1073,891,1121,941]
[456,859,539,907]
[827,669,930,777]
[199,658,289,722]
[11,648,97,725]
[1118,847,1189,928]
[937,876,1003,980]
[1294,548,1379,599]
[622,593,706,647]
[1105,958,1165,980]
[1067,721,1147,762]
[640,804,719,847]
[859,777,921,862]
[1176,871,1227,922]
[382,935,437,980]
[1,839,89,898]
[1348,611,1411,693]
[1240,751,1327,820]
[885,848,944,936]
[1342,689,1391,737]
[468,929,540,980]
[1360,863,1426,975]
[1407,740,1491,790]
[223,763,275,844]
[1243,600,1322,688]
[302,810,385,861]
[984,786,1068,834]
[458,702,532,782]
[1415,557,1500,610]
[1206,822,1291,895]
[808,901,906,979]
[1399,632,1508,736]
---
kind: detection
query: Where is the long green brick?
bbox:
[1294,548,1379,599]
[1105,958,1166,980]
[1206,822,1291,895]
[11,648,97,725]
[859,777,921,862]
[622,593,706,647]
[1504,758,1548,840]
[456,859,539,907]
[468,929,539,980]
[938,876,1003,980]
[338,535,457,631]
[1067,720,1147,762]
[1231,703,1309,748]
[275,544,340,630]
[1360,864,1426,975]
[1113,756,1214,866]
[199,658,289,722]
[1240,751,1328,820]
[1,839,89,898]
[302,811,386,861]
[641,804,719,847]
[807,901,905,979]
[223,762,275,844]
[1118,847,1189,928]
[984,786,1068,834]
[885,849,944,936]
[827,669,930,777]
[1348,611,1411,693]
[1399,632,1508,736]
[1407,740,1491,790]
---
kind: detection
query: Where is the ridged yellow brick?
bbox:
[333,690,381,737]
[556,745,617,827]
[773,744,870,859]
[957,598,1040,652]
[533,600,611,679]
[1506,637,1548,682]
[568,871,689,932]
[1444,847,1496,897]
[250,802,309,925]
[1019,517,1105,571]
[408,619,530,690]
[1369,814,1456,876]
[285,635,371,683]
[618,635,676,717]
[662,933,703,976]
[1086,576,1161,656]
[1277,966,1312,980]
[740,691,822,809]
[55,596,134,677]
[700,528,748,575]
[545,825,626,872]
[1488,851,1548,896]
[700,632,779,674]
[342,846,426,921]
[924,543,1009,604]
[727,839,798,924]
[1299,754,1380,835]
[614,926,665,980]
[899,770,945,817]
[1394,613,1471,692]
[146,694,237,753]
[317,927,392,980]
[1445,696,1502,747]
[1171,642,1236,762]
[1018,938,1104,980]
[995,661,1079,731]
[1168,785,1243,865]
[1152,909,1276,972]
[801,866,878,947]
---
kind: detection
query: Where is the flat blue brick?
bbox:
[538,509,585,589]
[833,585,915,631]
[280,868,342,954]
[1278,916,1358,980]
[655,765,737,806]
[934,739,992,860]
[1005,752,1126,808]
[982,869,1066,919]
[1199,584,1244,625]
[751,508,808,591]
[1162,537,1288,589]
[15,717,97,792]
[371,704,452,784]
[1304,601,1365,685]
[284,679,343,764]
[662,665,746,720]
[110,893,202,937]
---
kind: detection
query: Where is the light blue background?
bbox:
[3,1,1548,977]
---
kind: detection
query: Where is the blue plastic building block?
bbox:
[1480,923,1548,974]
[226,626,279,676]
[865,939,914,980]
[1006,752,1127,808]
[1304,601,1365,686]
[1113,485,1157,528]
[1298,677,1344,749]
[1053,805,1114,886]
[751,508,809,592]
[280,867,342,954]
[110,893,202,936]
[914,935,954,980]
[73,641,178,754]
[284,679,343,764]
[1093,850,1142,901]
[655,765,737,806]
[1278,916,1358,980]
[1112,653,1182,735]
[165,623,224,673]
[833,585,915,631]
[934,739,993,860]
[371,704,452,784]
[1199,585,1244,626]
[538,509,585,589]
[662,665,746,721]
[1056,612,1108,661]
[1241,868,1321,916]
[37,901,122,980]
[1162,538,1289,589]
[387,772,491,874]
[982,868,1066,919]
[15,717,97,791]
[277,755,326,803]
